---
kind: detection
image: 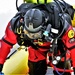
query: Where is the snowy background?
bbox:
[0,0,23,39]
[0,0,75,39]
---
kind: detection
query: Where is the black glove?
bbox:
[0,64,3,72]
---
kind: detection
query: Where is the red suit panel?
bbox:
[28,42,50,62]
[62,26,75,67]
[0,22,17,64]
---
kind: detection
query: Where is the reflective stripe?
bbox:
[2,38,14,46]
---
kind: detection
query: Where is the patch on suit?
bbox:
[68,30,74,38]
[69,38,75,43]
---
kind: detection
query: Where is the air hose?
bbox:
[16,0,19,11]
[48,62,73,72]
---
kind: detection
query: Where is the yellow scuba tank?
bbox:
[2,45,29,75]
[71,5,75,27]
[23,0,54,3]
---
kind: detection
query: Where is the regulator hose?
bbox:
[48,62,73,72]
[16,0,19,11]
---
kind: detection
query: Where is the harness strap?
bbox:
[54,6,60,29]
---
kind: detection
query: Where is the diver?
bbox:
[0,0,75,75]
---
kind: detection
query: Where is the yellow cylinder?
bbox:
[71,5,75,27]
[2,50,29,75]
[23,0,53,3]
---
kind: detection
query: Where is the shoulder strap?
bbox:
[10,12,25,34]
[53,5,60,29]
[50,4,60,29]
[18,3,36,13]
[10,14,20,33]
[57,1,75,20]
